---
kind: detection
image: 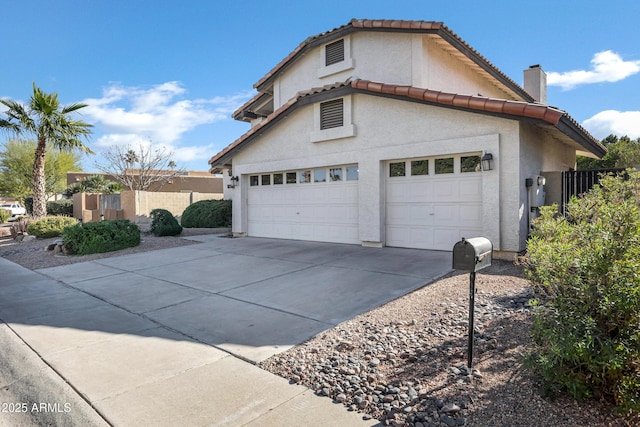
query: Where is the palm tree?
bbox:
[0,83,93,218]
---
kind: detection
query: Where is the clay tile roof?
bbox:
[351,79,564,125]
[210,79,605,170]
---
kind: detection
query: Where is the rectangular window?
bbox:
[273,173,283,185]
[435,158,454,174]
[299,170,311,183]
[314,169,326,183]
[411,160,429,176]
[286,172,297,184]
[461,155,481,172]
[346,166,359,181]
[250,175,259,186]
[320,98,344,130]
[329,168,343,181]
[325,39,345,66]
[389,162,406,177]
[261,174,271,185]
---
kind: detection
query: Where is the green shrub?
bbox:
[150,208,182,236]
[62,220,140,255]
[521,170,640,414]
[0,209,9,223]
[27,216,77,238]
[47,199,73,216]
[181,199,231,228]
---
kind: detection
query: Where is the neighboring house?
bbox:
[67,170,223,194]
[208,19,605,256]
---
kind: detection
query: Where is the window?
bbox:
[329,168,343,181]
[435,158,454,174]
[346,166,358,181]
[299,170,311,183]
[320,98,344,130]
[314,169,326,183]
[411,160,429,176]
[461,155,481,172]
[261,174,271,185]
[273,173,283,185]
[250,175,259,186]
[325,39,344,66]
[286,172,297,184]
[389,162,406,177]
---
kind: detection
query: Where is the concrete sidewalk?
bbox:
[0,235,452,426]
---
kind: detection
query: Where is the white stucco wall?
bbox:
[227,93,545,252]
[516,123,576,248]
[417,36,518,100]
[273,32,523,112]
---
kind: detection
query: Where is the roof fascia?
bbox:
[255,27,357,92]
[556,117,607,158]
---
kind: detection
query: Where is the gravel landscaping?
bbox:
[260,262,639,427]
[1,226,638,426]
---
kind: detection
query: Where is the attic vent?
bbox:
[325,39,345,66]
[320,98,344,130]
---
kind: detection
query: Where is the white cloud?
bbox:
[583,110,640,139]
[82,81,254,147]
[548,50,640,90]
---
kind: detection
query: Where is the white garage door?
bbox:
[386,155,483,251]
[247,165,359,244]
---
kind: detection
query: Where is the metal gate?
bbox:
[561,168,625,215]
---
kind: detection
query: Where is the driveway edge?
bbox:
[0,322,110,427]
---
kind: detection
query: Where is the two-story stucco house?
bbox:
[208,19,605,256]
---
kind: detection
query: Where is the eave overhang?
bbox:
[209,79,606,172]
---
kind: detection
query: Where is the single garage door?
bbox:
[386,155,483,251]
[247,164,359,244]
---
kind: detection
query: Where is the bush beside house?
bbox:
[150,208,182,236]
[181,199,231,228]
[27,216,77,238]
[62,220,140,255]
[522,170,640,414]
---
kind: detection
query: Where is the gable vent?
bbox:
[320,98,344,130]
[325,39,345,66]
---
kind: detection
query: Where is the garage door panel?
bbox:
[432,205,460,225]
[386,158,482,250]
[248,174,359,245]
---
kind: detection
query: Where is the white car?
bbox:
[1,203,27,219]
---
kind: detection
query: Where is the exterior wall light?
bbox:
[481,152,493,171]
[227,175,239,189]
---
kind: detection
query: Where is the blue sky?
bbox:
[2,0,639,171]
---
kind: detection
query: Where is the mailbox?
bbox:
[452,237,493,272]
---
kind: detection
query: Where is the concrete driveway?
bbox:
[0,235,453,426]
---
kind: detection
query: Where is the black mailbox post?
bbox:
[452,237,493,369]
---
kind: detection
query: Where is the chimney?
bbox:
[523,64,547,104]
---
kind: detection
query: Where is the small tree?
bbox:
[577,134,640,170]
[0,84,93,218]
[95,142,185,191]
[0,139,81,202]
[522,170,640,414]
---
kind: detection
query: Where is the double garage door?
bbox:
[247,165,359,244]
[385,156,483,251]
[246,156,483,250]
